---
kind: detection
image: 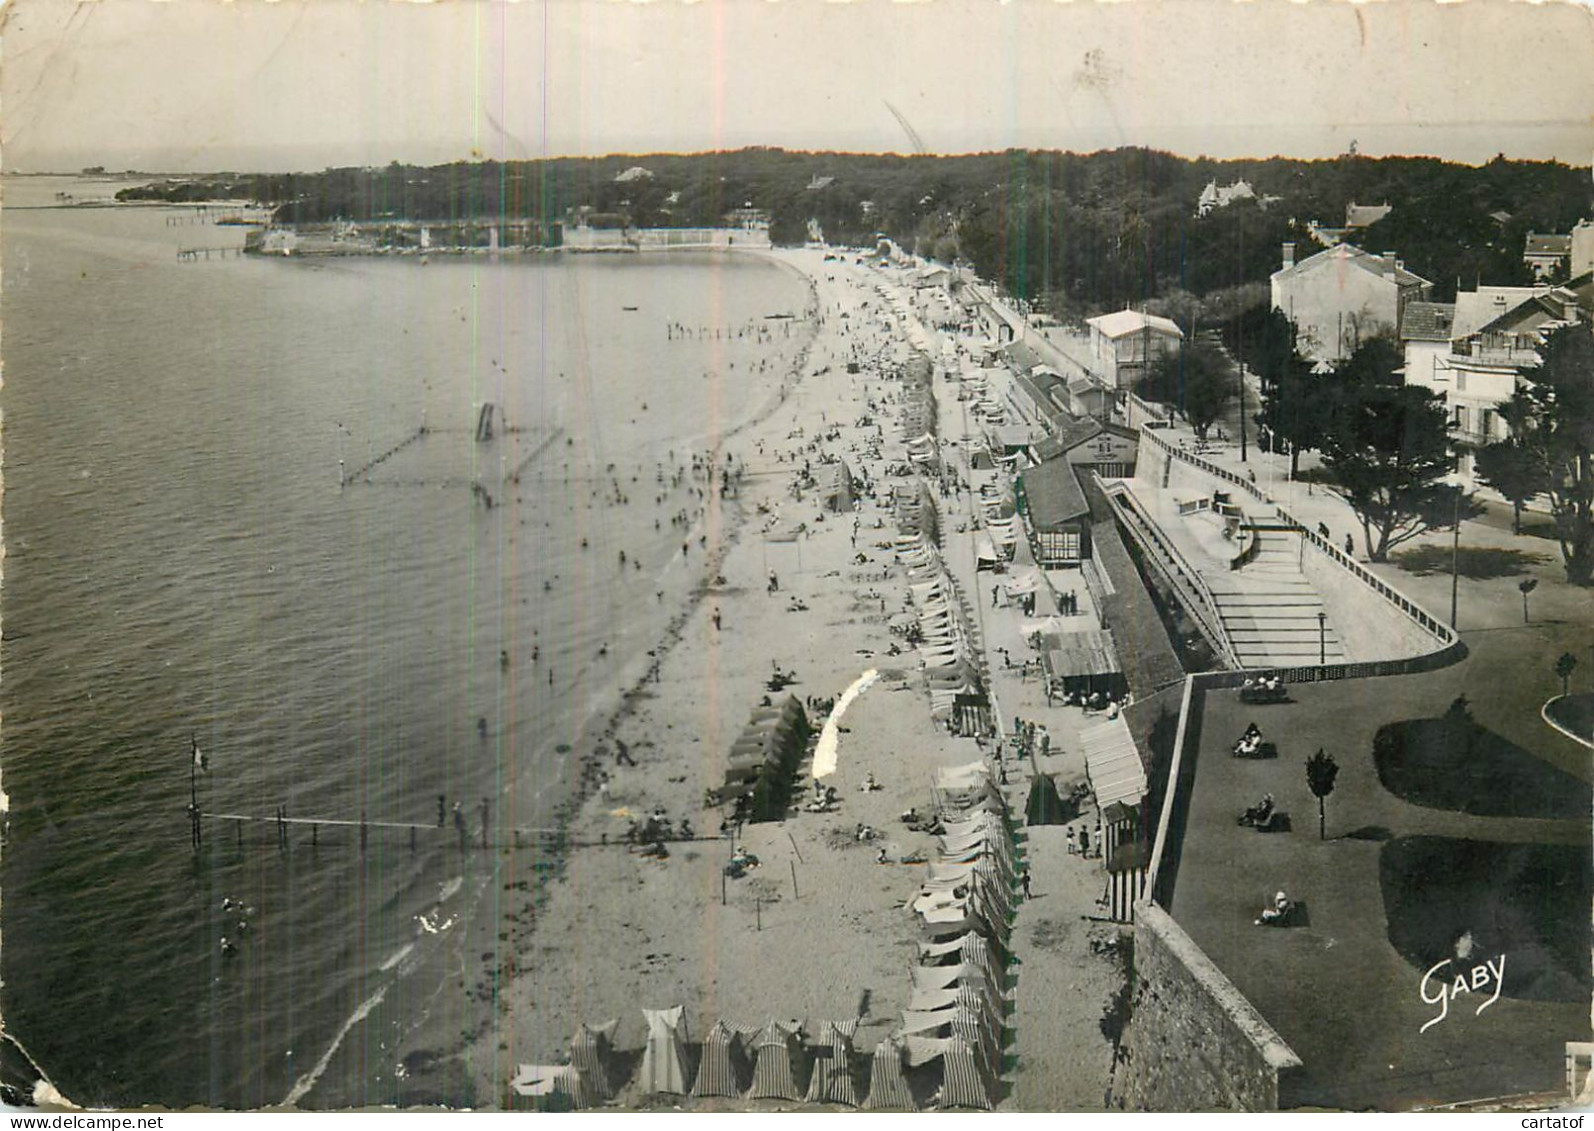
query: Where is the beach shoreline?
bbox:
[311,250,827,1109]
[361,247,1124,1112]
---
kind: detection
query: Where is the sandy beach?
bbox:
[402,248,1127,1110]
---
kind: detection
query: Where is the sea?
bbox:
[0,175,815,1109]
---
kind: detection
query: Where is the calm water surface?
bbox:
[1,176,812,1107]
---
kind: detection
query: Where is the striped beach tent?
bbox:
[509,1064,583,1110]
[639,1006,690,1095]
[690,1020,752,1099]
[567,1020,618,1103]
[863,1035,918,1111]
[804,1020,861,1107]
[748,1020,806,1101]
[905,1035,996,1111]
[918,933,1003,989]
[901,1006,1000,1075]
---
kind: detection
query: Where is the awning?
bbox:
[1080,715,1146,809]
[1044,630,1120,680]
[974,533,999,566]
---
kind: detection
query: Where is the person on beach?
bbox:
[712,606,722,631]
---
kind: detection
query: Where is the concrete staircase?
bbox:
[1208,526,1346,667]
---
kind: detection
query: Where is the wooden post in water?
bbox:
[360,811,368,853]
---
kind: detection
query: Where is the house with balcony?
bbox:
[1401,283,1587,483]
[1272,242,1431,363]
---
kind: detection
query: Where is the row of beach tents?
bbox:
[717,695,811,822]
[893,758,1018,1109]
[509,1009,988,1110]
[896,531,984,728]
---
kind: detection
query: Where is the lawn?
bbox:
[1380,836,1590,1004]
[1372,702,1592,819]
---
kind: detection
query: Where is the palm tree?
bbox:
[1306,748,1340,841]
[1556,652,1578,697]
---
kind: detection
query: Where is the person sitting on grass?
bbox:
[1255,890,1291,926]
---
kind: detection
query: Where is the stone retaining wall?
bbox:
[1124,903,1301,1111]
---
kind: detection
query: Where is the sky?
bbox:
[3,0,1593,174]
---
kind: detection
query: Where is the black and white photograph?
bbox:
[2,0,1592,1115]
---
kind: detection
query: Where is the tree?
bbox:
[1318,337,1465,562]
[1305,748,1340,841]
[1473,427,1547,536]
[1255,353,1331,478]
[1496,325,1594,585]
[1140,341,1233,441]
[1556,651,1578,696]
[1518,578,1538,623]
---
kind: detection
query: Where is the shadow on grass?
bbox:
[1391,544,1551,580]
[1380,836,1591,1002]
[1341,825,1393,842]
[1373,705,1592,819]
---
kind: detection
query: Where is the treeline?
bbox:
[118,148,1591,313]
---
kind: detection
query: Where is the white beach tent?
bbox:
[639,1006,691,1095]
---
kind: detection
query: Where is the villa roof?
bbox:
[1400,302,1456,342]
[1273,243,1430,289]
[1085,309,1185,341]
[1524,233,1572,257]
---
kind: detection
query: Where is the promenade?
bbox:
[1133,401,1593,1109]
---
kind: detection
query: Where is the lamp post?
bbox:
[1317,611,1327,665]
[1449,488,1463,630]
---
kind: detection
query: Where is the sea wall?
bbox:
[1124,902,1301,1111]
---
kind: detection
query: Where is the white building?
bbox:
[1272,242,1430,363]
[1195,179,1256,217]
[1401,284,1586,483]
[1083,309,1184,390]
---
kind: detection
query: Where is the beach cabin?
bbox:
[1080,716,1149,922]
[1066,374,1114,420]
[1040,629,1124,703]
[1017,458,1092,566]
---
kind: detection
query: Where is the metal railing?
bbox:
[1099,482,1240,670]
[1139,427,1460,652]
